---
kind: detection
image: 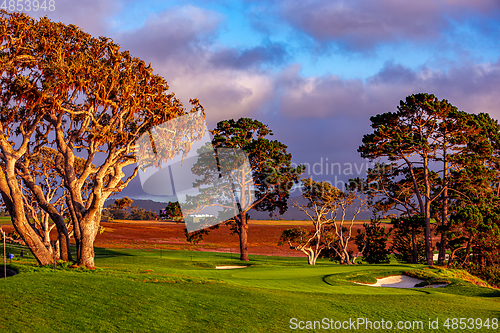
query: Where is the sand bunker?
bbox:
[215,266,248,270]
[354,275,448,288]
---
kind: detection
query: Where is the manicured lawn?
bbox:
[0,248,498,332]
[0,216,11,225]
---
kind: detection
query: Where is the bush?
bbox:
[130,208,157,220]
[466,264,500,288]
[101,208,114,222]
[390,216,426,264]
[108,208,129,220]
[356,217,392,264]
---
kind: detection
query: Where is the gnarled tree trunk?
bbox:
[76,206,103,269]
[0,169,54,265]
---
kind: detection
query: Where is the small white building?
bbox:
[184,214,214,224]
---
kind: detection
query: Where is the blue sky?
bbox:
[103,0,500,78]
[21,0,500,199]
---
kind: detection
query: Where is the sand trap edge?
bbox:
[352,274,448,288]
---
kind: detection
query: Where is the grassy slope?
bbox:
[0,248,498,332]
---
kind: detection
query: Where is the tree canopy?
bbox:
[359,93,463,264]
[359,92,500,271]
[178,118,305,260]
[280,178,367,265]
[0,10,203,268]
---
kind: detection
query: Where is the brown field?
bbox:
[2,219,430,258]
[93,220,384,257]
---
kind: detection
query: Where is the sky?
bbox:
[18,0,500,200]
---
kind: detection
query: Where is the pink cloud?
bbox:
[277,59,500,120]
[278,0,500,50]
[24,0,123,37]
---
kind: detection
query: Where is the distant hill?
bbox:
[105,196,373,220]
[248,196,373,220]
[104,198,168,214]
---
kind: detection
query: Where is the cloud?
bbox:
[24,0,124,37]
[264,58,500,183]
[166,65,274,123]
[277,64,367,118]
[209,42,288,70]
[25,2,500,187]
[114,5,223,63]
[277,0,500,51]
[277,59,500,119]
[367,59,500,116]
[112,6,277,122]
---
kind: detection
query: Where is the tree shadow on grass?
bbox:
[0,264,18,278]
[93,247,135,259]
[475,290,500,297]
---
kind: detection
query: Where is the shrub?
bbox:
[390,217,426,264]
[466,264,500,288]
[356,217,392,264]
[130,208,158,220]
[101,208,114,222]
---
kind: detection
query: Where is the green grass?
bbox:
[0,248,498,332]
[0,216,11,225]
